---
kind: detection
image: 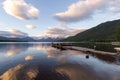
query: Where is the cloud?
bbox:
[107,0,120,12]
[0,23,3,27]
[36,27,86,38]
[0,29,28,38]
[8,29,28,38]
[2,0,39,20]
[55,0,120,23]
[26,25,37,29]
[45,27,86,38]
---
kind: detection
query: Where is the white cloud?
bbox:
[36,27,86,38]
[55,0,120,23]
[0,29,28,38]
[107,0,120,12]
[0,23,3,27]
[2,0,39,20]
[8,29,28,37]
[46,27,86,38]
[26,25,37,29]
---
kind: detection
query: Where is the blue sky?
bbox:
[0,0,120,38]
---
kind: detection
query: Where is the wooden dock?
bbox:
[71,46,117,56]
[52,43,118,56]
[111,42,120,46]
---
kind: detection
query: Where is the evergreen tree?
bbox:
[116,26,120,41]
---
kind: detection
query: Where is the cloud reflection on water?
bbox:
[0,43,29,57]
[25,55,35,61]
[0,64,39,80]
[0,43,50,57]
[0,43,120,80]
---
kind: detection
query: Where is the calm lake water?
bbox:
[0,42,120,80]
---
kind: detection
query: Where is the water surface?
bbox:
[0,42,120,80]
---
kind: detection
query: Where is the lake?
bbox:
[0,42,120,80]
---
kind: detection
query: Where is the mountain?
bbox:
[0,36,63,42]
[62,19,120,42]
[0,36,28,42]
[22,37,35,41]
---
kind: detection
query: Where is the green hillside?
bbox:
[63,19,120,42]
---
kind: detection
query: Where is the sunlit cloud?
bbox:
[44,27,86,38]
[35,27,86,38]
[26,25,37,29]
[2,0,39,20]
[0,29,28,38]
[55,0,120,23]
[8,29,27,36]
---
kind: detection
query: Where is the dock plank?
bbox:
[62,46,117,56]
[52,43,117,56]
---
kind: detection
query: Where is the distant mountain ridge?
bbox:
[0,36,63,42]
[0,36,28,42]
[1,19,120,42]
[62,19,120,42]
[35,37,63,42]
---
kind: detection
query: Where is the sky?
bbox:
[0,0,120,38]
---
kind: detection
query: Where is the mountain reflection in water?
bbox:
[0,42,120,80]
